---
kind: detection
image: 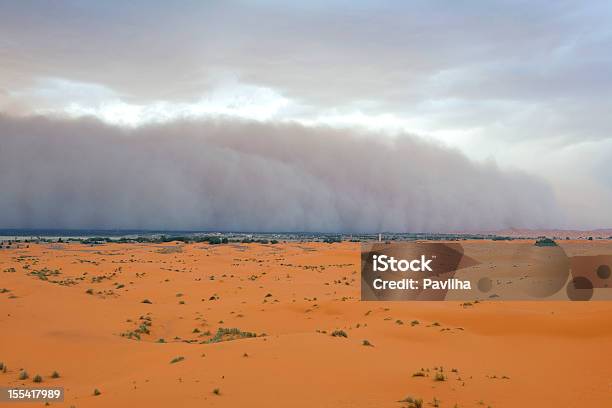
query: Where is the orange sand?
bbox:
[1,241,611,407]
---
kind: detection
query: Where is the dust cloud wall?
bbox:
[0,115,560,232]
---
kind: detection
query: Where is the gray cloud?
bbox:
[2,2,611,111]
[1,1,611,148]
[0,114,559,232]
[1,1,611,229]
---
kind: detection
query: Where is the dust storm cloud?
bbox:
[0,115,559,232]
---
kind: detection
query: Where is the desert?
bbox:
[2,239,612,408]
[3,2,612,407]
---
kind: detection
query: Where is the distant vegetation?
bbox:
[535,237,558,247]
[3,230,607,247]
[0,231,545,247]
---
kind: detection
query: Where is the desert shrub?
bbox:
[204,328,257,344]
[399,396,423,408]
[170,356,185,364]
[141,299,152,304]
[434,372,446,381]
[93,389,101,396]
[331,329,348,338]
[51,371,60,378]
[18,371,28,380]
[362,339,373,346]
[33,374,42,383]
[213,388,220,395]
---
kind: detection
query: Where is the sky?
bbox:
[1,1,611,231]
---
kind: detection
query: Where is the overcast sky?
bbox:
[1,1,611,230]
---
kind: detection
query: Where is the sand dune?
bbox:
[1,242,611,407]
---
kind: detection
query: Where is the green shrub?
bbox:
[204,328,257,344]
[535,238,557,247]
[208,237,222,245]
